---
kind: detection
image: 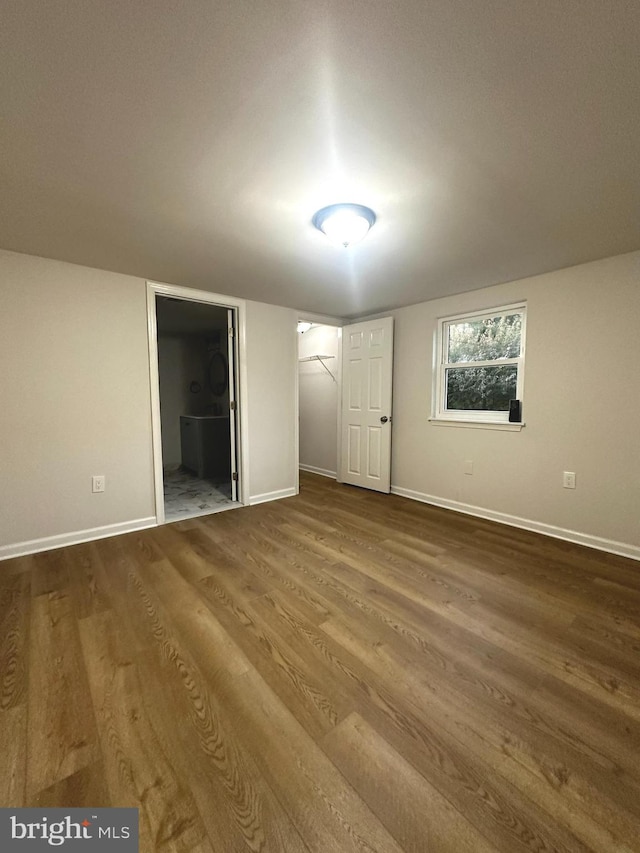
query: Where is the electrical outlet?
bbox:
[562,471,576,489]
[92,475,105,493]
[464,460,473,475]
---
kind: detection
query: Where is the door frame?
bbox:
[146,281,249,525]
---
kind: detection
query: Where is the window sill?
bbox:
[429,418,525,432]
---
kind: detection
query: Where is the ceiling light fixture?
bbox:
[297,321,312,334]
[312,203,376,248]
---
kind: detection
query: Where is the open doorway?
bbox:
[297,321,341,480]
[148,284,244,524]
[297,316,394,493]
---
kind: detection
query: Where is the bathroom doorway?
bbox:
[147,283,245,524]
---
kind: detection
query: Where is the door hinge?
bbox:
[232,472,238,481]
[228,327,235,338]
[230,400,237,411]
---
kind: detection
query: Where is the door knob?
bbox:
[380,416,389,423]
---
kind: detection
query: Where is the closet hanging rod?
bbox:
[298,354,337,382]
[298,354,335,362]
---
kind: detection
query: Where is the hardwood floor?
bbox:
[2,471,640,852]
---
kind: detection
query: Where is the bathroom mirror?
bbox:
[208,351,228,396]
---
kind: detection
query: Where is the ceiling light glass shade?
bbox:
[312,203,376,247]
[297,321,312,334]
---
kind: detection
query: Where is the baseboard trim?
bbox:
[0,517,158,562]
[5,489,635,563]
[249,487,297,506]
[299,465,337,479]
[390,486,640,562]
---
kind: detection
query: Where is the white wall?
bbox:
[0,250,156,549]
[0,249,299,555]
[245,301,298,502]
[298,324,339,477]
[369,251,640,557]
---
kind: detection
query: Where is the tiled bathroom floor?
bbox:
[163,466,235,522]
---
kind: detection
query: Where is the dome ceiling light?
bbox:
[312,203,376,248]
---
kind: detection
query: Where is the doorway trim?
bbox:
[146,281,249,525]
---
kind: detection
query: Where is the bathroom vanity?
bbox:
[180,414,231,480]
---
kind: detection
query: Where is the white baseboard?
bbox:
[0,517,158,562]
[5,490,636,564]
[299,465,337,479]
[249,487,297,506]
[390,486,640,562]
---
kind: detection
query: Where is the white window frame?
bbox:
[432,302,527,426]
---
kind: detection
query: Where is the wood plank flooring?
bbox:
[2,471,640,852]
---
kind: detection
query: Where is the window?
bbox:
[434,303,526,424]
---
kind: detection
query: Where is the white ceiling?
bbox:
[1,1,638,318]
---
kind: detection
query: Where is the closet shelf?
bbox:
[298,354,335,362]
[298,354,337,382]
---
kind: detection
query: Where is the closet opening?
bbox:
[297,321,341,483]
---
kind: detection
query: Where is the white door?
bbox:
[227,308,239,501]
[340,317,394,493]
